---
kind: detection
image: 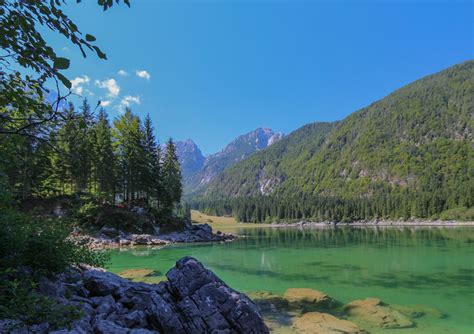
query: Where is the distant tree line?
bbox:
[192,184,474,223]
[0,99,183,218]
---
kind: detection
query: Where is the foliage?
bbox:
[74,198,154,233]
[0,1,129,141]
[0,269,82,330]
[1,101,186,225]
[0,210,108,274]
[439,207,474,221]
[191,61,474,222]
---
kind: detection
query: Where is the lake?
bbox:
[108,226,474,333]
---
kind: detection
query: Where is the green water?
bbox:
[108,227,474,333]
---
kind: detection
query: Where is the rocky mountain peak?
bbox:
[173,139,205,175]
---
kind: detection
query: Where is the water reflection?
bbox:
[236,226,474,249]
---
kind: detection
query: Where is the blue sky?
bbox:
[50,0,473,154]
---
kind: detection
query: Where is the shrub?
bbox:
[0,210,108,330]
[439,207,474,221]
[0,270,82,330]
[74,200,154,233]
[0,210,108,275]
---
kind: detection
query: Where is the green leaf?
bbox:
[93,46,107,60]
[54,57,70,70]
[57,73,71,89]
[85,34,96,42]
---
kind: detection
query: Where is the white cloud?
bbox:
[117,69,129,77]
[95,78,120,97]
[70,75,90,95]
[100,100,112,107]
[120,95,141,108]
[62,47,70,53]
[135,70,151,80]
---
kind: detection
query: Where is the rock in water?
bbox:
[344,298,413,329]
[166,256,269,333]
[283,288,337,309]
[28,256,269,334]
[293,312,365,334]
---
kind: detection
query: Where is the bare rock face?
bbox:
[293,312,365,334]
[29,257,268,334]
[344,298,413,329]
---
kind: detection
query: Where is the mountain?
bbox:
[176,128,284,194]
[174,139,206,177]
[192,61,474,222]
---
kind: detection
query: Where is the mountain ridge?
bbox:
[175,127,284,194]
[190,60,474,222]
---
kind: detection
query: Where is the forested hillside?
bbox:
[192,61,474,222]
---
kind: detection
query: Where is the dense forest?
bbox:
[191,61,474,222]
[1,99,183,219]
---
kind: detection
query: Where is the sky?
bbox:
[48,0,473,155]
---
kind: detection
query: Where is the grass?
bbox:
[191,210,269,234]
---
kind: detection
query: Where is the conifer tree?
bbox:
[113,108,147,203]
[142,114,161,202]
[92,108,115,201]
[161,138,182,215]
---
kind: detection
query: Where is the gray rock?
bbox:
[120,310,145,328]
[0,319,25,333]
[28,322,49,333]
[164,256,269,333]
[3,256,266,334]
[83,270,123,296]
[93,320,128,334]
[98,226,119,238]
[129,329,157,334]
[38,277,65,298]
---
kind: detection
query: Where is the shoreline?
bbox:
[264,220,474,228]
[75,223,236,250]
[265,220,474,228]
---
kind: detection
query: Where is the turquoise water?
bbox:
[108,227,474,333]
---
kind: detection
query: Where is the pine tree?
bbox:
[142,114,161,203]
[113,108,147,203]
[92,108,115,202]
[161,138,182,215]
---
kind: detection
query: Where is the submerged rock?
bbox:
[393,304,446,319]
[293,312,365,334]
[344,298,413,329]
[284,288,337,309]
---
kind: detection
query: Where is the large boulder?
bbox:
[344,298,413,329]
[83,270,123,296]
[31,257,268,333]
[165,256,269,333]
[293,312,365,334]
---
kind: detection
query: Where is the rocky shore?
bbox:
[75,223,235,249]
[1,257,268,334]
[267,219,474,228]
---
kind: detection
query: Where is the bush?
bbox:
[439,207,474,221]
[74,200,154,234]
[0,210,108,275]
[0,269,82,330]
[0,210,108,330]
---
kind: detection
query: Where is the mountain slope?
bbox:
[193,60,474,221]
[180,128,283,194]
[174,139,205,177]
